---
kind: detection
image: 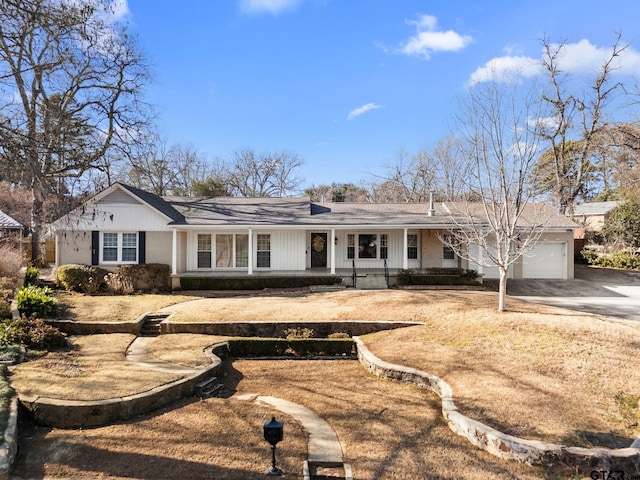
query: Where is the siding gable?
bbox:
[98,189,142,206]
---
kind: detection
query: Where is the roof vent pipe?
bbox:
[428,191,436,217]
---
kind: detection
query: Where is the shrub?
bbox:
[396,268,481,286]
[283,327,314,339]
[0,242,22,279]
[116,264,170,292]
[597,250,640,270]
[16,286,61,318]
[104,272,135,295]
[23,266,41,287]
[580,247,600,265]
[180,276,341,290]
[227,338,355,357]
[0,317,66,350]
[56,264,107,293]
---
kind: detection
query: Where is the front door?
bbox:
[310,232,327,268]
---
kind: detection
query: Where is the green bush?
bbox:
[180,276,341,290]
[0,317,66,350]
[396,268,481,286]
[227,338,355,357]
[56,264,107,294]
[580,247,600,265]
[23,266,41,287]
[16,286,61,318]
[0,345,21,363]
[597,250,640,270]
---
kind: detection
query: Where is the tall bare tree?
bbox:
[226,149,303,197]
[0,0,150,262]
[445,77,551,312]
[534,35,631,213]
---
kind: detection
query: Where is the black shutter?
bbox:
[138,231,146,264]
[91,231,99,266]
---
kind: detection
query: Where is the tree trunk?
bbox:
[30,183,46,266]
[498,267,508,312]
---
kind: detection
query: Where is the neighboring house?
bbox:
[0,209,23,238]
[52,183,577,288]
[571,201,619,236]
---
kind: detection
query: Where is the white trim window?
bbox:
[197,234,212,269]
[256,234,271,268]
[407,234,418,260]
[102,232,138,264]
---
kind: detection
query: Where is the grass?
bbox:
[9,288,640,477]
[9,335,181,400]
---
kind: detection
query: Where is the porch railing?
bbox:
[384,258,390,288]
[352,259,357,289]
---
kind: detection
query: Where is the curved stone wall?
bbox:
[354,337,640,474]
[18,343,227,429]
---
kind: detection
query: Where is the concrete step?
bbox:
[195,377,223,398]
[356,274,388,290]
[140,313,170,337]
[304,461,353,480]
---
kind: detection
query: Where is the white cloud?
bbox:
[469,39,640,85]
[348,103,381,120]
[469,55,541,85]
[400,14,472,60]
[239,0,302,15]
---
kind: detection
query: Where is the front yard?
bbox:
[8,288,640,478]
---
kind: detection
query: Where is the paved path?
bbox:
[126,337,200,375]
[233,393,345,466]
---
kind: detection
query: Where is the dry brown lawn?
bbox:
[10,288,640,478]
[10,335,181,400]
[57,291,200,322]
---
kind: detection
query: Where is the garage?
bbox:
[522,243,567,279]
[468,244,513,280]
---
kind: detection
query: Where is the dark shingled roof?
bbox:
[101,184,576,229]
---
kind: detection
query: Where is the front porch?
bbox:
[172,268,401,290]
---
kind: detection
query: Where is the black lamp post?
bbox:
[263,416,284,476]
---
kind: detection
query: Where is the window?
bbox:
[102,232,137,263]
[380,234,388,260]
[407,234,418,259]
[443,245,455,260]
[257,234,271,268]
[358,234,377,259]
[347,234,355,259]
[216,234,233,268]
[236,234,249,268]
[197,234,212,268]
[103,233,118,262]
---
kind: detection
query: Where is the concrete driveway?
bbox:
[507,264,640,321]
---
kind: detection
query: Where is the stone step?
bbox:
[195,377,223,398]
[140,313,170,337]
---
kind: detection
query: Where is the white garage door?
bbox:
[522,243,566,279]
[468,244,513,280]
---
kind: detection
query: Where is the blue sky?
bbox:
[121,0,640,190]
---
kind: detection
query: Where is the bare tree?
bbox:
[226,149,303,197]
[534,35,631,213]
[0,0,150,262]
[445,77,552,312]
[305,183,369,202]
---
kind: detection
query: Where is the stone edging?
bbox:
[353,337,640,474]
[18,342,228,429]
[0,398,18,480]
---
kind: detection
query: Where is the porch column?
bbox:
[171,228,177,275]
[403,228,409,270]
[330,228,336,274]
[54,233,59,270]
[248,228,254,275]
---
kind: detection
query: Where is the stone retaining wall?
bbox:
[0,398,18,480]
[354,337,640,475]
[162,321,420,337]
[19,343,227,429]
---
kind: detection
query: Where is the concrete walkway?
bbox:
[233,393,346,467]
[125,337,200,375]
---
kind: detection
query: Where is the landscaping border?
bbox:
[354,337,640,474]
[18,343,227,429]
[0,398,18,480]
